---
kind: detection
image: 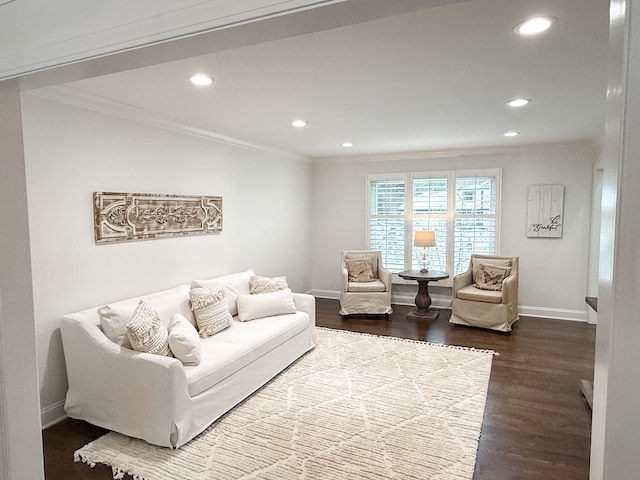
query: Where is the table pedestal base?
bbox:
[406,307,439,321]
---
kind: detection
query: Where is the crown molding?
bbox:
[27,85,311,163]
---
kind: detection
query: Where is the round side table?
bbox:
[398,270,449,320]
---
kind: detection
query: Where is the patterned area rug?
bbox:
[75,328,495,480]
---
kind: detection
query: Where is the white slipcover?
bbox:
[449,254,519,332]
[339,250,392,315]
[60,278,315,448]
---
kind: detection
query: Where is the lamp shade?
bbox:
[414,230,436,248]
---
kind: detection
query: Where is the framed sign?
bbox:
[527,185,564,238]
[94,192,222,244]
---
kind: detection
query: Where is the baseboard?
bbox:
[40,400,66,430]
[309,290,588,322]
[518,305,588,322]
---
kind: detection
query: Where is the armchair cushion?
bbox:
[457,285,503,304]
[345,253,379,278]
[474,263,510,291]
[345,258,375,282]
[348,279,387,292]
[471,257,512,283]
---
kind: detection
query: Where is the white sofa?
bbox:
[60,270,315,448]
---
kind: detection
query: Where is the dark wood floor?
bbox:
[43,299,596,479]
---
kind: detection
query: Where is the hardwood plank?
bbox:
[43,298,595,479]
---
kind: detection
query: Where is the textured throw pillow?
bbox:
[168,313,202,366]
[474,263,510,291]
[236,288,297,322]
[126,300,172,356]
[189,286,232,338]
[191,269,255,316]
[249,275,288,294]
[345,258,375,282]
[346,253,379,279]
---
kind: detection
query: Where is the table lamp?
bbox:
[414,230,436,272]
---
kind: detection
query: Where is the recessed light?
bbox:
[506,98,531,107]
[514,16,556,36]
[342,142,353,148]
[189,74,213,86]
[291,120,307,128]
[504,131,520,137]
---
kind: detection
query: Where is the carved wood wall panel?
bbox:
[94,192,222,244]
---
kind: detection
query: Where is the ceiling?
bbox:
[44,0,610,159]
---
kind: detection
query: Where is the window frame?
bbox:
[366,168,502,286]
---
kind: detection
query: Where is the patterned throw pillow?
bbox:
[345,258,375,282]
[126,300,172,356]
[474,263,509,291]
[189,286,232,338]
[249,275,288,294]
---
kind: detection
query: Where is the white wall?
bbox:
[311,143,597,320]
[20,93,312,425]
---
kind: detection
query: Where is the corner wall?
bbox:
[20,93,313,426]
[311,144,596,320]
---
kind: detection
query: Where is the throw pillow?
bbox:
[191,269,255,316]
[236,288,297,322]
[98,284,196,348]
[346,253,379,279]
[345,258,375,282]
[474,263,510,291]
[168,313,202,366]
[249,275,288,294]
[126,300,172,356]
[189,286,232,338]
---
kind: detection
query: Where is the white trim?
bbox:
[310,289,589,322]
[26,87,311,163]
[518,305,588,322]
[0,290,10,479]
[40,400,67,430]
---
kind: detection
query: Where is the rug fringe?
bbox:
[75,449,149,480]
[315,326,500,356]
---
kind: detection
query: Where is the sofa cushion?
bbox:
[345,258,375,282]
[126,300,172,356]
[168,313,202,365]
[98,284,194,348]
[183,311,310,397]
[348,279,386,292]
[189,286,233,338]
[236,289,297,322]
[190,269,254,316]
[457,285,503,304]
[249,275,288,294]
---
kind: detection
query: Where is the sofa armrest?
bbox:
[453,270,472,295]
[60,314,193,447]
[292,292,316,327]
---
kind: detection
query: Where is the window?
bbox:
[368,169,500,280]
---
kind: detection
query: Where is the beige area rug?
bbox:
[75,328,495,480]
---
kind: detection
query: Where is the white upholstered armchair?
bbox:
[339,250,393,316]
[450,254,519,332]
